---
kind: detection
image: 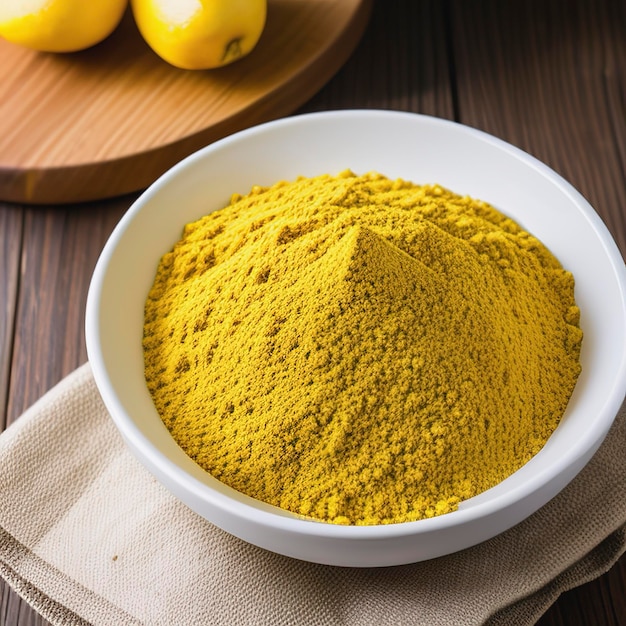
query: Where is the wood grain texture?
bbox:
[0,206,22,429]
[1,0,625,624]
[302,0,454,116]
[450,0,626,256]
[0,0,372,205]
[5,199,129,424]
[1,582,48,626]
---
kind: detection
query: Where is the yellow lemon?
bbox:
[131,0,267,70]
[0,0,129,53]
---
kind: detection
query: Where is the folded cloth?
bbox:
[0,364,624,626]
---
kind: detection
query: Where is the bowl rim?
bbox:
[86,109,626,545]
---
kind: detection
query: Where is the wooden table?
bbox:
[1,0,624,624]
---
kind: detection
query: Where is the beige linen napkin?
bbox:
[1,364,625,626]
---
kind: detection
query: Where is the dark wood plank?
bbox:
[0,205,22,429]
[302,0,454,117]
[450,0,626,255]
[1,579,46,626]
[5,199,130,425]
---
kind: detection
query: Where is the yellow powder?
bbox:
[143,170,582,525]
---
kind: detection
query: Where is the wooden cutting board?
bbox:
[0,0,372,205]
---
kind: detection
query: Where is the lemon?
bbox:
[131,0,267,70]
[0,0,129,53]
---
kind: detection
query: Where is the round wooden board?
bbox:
[0,0,372,205]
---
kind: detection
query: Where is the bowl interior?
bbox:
[87,110,626,552]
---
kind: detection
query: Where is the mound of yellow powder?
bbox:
[143,171,582,525]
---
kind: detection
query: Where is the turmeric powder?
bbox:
[143,171,582,525]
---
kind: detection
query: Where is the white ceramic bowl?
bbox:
[86,110,626,567]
